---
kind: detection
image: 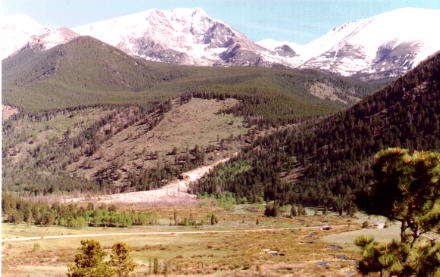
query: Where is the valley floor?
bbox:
[2,204,399,277]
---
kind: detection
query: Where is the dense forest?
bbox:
[194,53,440,212]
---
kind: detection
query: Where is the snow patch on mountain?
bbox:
[1,14,49,59]
[28,27,80,50]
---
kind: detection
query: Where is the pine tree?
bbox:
[153,257,159,274]
[67,240,113,277]
[356,148,440,276]
[108,242,136,277]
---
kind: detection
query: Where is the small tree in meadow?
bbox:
[108,242,136,277]
[67,240,113,277]
[67,240,136,277]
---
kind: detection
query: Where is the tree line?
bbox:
[2,193,157,228]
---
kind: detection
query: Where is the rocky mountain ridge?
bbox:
[3,7,440,80]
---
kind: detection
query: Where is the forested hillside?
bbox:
[2,36,381,119]
[195,53,440,212]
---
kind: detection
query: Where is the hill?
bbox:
[195,52,440,210]
[1,36,190,111]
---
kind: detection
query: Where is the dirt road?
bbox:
[3,225,347,242]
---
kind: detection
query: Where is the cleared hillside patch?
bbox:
[2,105,19,121]
[67,98,249,188]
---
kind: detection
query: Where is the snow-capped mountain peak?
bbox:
[73,8,269,66]
[299,7,440,79]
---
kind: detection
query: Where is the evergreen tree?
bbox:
[67,240,113,277]
[356,148,440,276]
[108,242,136,277]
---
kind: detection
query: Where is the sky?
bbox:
[2,0,440,44]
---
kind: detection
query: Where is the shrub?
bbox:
[362,221,369,229]
[33,242,40,252]
[264,201,280,217]
[290,205,297,217]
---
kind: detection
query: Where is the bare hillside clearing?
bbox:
[67,98,249,187]
[2,105,19,121]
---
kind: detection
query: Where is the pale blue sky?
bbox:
[3,0,440,44]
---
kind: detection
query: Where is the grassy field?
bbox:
[2,203,366,276]
[321,224,400,247]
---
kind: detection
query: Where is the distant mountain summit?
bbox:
[301,8,440,81]
[260,8,440,80]
[73,8,274,67]
[27,27,80,51]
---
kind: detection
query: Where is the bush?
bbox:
[290,205,297,217]
[264,202,280,217]
[362,221,369,228]
[33,242,40,252]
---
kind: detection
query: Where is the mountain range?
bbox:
[2,8,440,81]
